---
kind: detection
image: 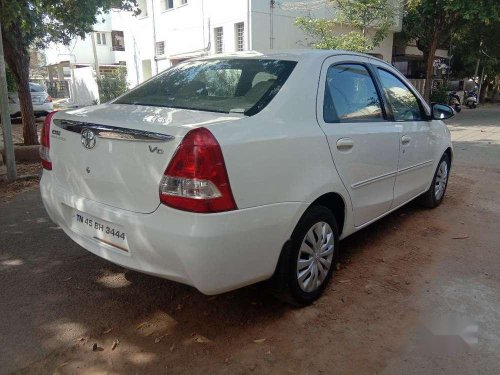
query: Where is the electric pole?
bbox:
[0,20,17,182]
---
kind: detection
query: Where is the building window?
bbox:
[137,0,148,17]
[96,32,106,45]
[164,0,174,10]
[156,41,165,56]
[111,31,125,51]
[214,27,223,54]
[162,0,187,11]
[235,22,244,52]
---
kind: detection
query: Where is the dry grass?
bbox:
[0,162,42,203]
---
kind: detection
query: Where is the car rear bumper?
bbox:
[40,172,305,294]
[34,102,53,116]
[9,102,53,117]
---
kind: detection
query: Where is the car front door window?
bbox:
[377,69,423,121]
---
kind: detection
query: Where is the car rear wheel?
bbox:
[272,205,339,305]
[419,154,450,208]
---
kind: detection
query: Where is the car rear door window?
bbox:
[377,69,424,121]
[324,64,383,123]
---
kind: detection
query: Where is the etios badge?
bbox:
[81,129,96,149]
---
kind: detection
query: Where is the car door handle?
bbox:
[401,135,411,145]
[336,138,354,151]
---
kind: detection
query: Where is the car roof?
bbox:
[193,49,391,66]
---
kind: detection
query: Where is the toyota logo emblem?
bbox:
[81,129,96,149]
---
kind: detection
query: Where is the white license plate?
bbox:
[71,210,129,252]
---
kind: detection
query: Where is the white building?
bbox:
[44,10,130,97]
[124,0,402,87]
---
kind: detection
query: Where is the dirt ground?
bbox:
[1,106,499,374]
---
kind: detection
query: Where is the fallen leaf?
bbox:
[155,335,166,344]
[111,339,119,351]
[63,277,72,282]
[339,279,351,283]
[452,235,469,239]
[194,334,212,344]
[103,328,113,334]
[169,343,176,352]
[253,338,266,344]
[92,343,103,352]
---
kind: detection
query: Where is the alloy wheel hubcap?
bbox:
[297,221,334,292]
[434,161,448,200]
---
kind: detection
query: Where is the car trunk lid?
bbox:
[49,104,243,213]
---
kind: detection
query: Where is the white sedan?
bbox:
[40,51,453,305]
[9,82,54,118]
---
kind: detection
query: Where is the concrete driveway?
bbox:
[1,105,499,374]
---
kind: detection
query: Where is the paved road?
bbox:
[1,106,499,374]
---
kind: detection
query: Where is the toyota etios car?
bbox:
[40,51,454,305]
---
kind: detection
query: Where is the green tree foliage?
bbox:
[401,0,500,102]
[0,0,137,145]
[97,67,129,103]
[450,20,500,100]
[295,0,398,53]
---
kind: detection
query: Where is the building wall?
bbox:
[250,0,398,61]
[123,0,402,87]
[45,11,130,69]
[123,0,249,87]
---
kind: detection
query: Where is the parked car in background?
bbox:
[9,82,53,118]
[40,51,454,305]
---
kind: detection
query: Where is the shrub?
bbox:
[97,66,128,103]
[430,83,451,104]
[6,68,17,92]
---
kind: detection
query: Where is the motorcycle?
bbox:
[464,91,478,109]
[448,91,462,113]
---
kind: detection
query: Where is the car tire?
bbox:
[272,205,339,306]
[419,153,451,209]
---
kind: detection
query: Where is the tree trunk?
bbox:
[1,23,38,145]
[479,77,488,103]
[422,36,438,103]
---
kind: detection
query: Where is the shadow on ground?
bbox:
[0,186,436,374]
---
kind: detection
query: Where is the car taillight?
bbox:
[44,96,53,103]
[40,111,57,170]
[159,127,237,213]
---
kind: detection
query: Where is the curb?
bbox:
[1,145,40,163]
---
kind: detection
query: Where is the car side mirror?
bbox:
[431,103,455,120]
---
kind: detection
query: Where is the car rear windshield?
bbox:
[115,59,297,116]
[30,83,45,92]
